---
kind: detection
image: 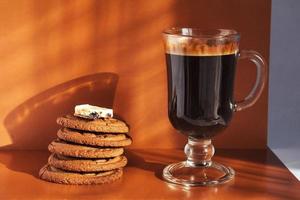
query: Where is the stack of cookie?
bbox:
[39,114,132,185]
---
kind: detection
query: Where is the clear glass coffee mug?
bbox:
[162,28,267,186]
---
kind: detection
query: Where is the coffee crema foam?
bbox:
[164,37,239,56]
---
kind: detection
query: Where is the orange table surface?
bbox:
[0,149,299,200]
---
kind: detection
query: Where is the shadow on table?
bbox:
[125,149,168,181]
[215,148,300,199]
[126,148,300,199]
[0,150,49,179]
[0,72,119,178]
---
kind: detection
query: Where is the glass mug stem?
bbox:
[184,137,214,167]
[163,137,235,186]
[234,50,267,111]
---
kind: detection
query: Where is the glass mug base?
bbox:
[162,137,234,186]
[163,161,235,186]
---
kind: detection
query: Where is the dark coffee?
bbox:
[166,53,237,138]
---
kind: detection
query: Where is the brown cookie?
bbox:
[39,164,122,185]
[48,153,127,172]
[48,140,124,158]
[57,128,132,147]
[57,115,129,133]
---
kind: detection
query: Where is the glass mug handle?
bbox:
[234,50,267,112]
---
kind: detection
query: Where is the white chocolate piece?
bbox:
[74,104,113,119]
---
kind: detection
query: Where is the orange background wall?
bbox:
[0,0,270,150]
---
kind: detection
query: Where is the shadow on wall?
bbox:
[0,0,270,151]
[2,72,119,150]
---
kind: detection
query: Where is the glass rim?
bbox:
[162,28,240,40]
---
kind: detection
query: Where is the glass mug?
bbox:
[162,28,267,186]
